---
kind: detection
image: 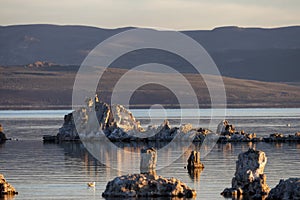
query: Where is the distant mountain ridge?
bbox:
[0,24,300,82]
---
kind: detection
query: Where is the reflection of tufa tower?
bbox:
[140,148,157,176]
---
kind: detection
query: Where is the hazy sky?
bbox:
[0,0,299,30]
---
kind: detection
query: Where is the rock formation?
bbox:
[26,61,55,68]
[267,178,300,200]
[221,148,270,199]
[102,173,196,198]
[57,99,144,141]
[0,174,18,196]
[264,132,300,142]
[56,97,212,142]
[0,124,7,143]
[187,151,204,182]
[55,104,300,144]
[187,151,204,170]
[217,120,261,143]
[57,113,79,141]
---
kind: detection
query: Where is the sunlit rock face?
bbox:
[57,97,211,142]
[0,174,18,196]
[221,148,270,199]
[58,99,144,141]
[102,173,197,198]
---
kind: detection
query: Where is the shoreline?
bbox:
[1,104,300,110]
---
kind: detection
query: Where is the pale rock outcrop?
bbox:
[267,178,300,200]
[102,173,196,198]
[57,99,143,141]
[56,97,212,143]
[221,148,270,199]
[217,120,261,143]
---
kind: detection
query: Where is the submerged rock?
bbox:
[267,178,300,200]
[102,173,196,198]
[221,148,270,199]
[0,174,18,196]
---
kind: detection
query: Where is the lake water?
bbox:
[0,108,299,200]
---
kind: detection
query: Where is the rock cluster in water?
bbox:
[103,147,196,198]
[0,174,18,196]
[217,120,261,143]
[217,120,300,143]
[221,148,270,199]
[267,178,300,200]
[102,173,196,198]
[53,97,300,143]
[56,97,212,142]
[264,132,300,142]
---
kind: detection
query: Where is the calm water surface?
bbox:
[0,109,299,200]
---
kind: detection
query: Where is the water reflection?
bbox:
[0,195,15,200]
[40,141,300,200]
[188,168,203,182]
[81,140,194,173]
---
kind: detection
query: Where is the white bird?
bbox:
[87,182,95,187]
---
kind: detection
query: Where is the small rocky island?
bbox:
[102,148,197,198]
[221,148,300,200]
[221,148,270,199]
[50,96,212,143]
[47,96,300,144]
[102,173,197,198]
[267,178,300,200]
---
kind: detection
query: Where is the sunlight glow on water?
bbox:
[0,109,299,199]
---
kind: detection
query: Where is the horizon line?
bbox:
[1,23,300,32]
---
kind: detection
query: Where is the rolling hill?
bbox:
[1,65,300,109]
[0,24,300,82]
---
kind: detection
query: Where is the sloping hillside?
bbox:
[0,24,300,82]
[1,65,299,109]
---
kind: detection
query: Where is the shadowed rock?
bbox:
[267,178,300,200]
[0,124,7,143]
[221,148,270,199]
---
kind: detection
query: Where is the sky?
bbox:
[0,0,299,30]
